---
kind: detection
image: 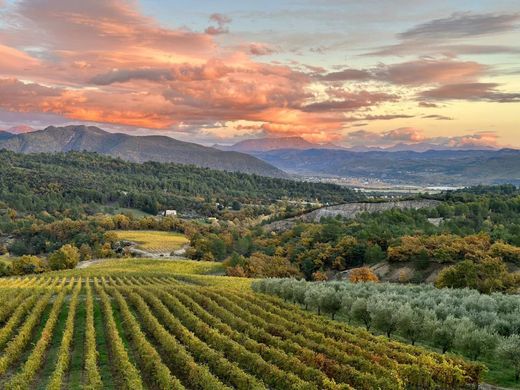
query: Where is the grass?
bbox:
[54,258,226,278]
[105,207,153,218]
[110,230,189,254]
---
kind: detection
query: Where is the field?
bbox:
[0,259,483,389]
[110,230,189,254]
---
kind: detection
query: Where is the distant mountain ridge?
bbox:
[251,148,520,186]
[215,136,343,152]
[0,131,14,141]
[0,125,286,177]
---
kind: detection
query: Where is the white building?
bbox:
[163,210,177,216]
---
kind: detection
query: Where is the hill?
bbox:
[0,259,483,389]
[216,136,342,152]
[0,150,360,215]
[0,125,285,177]
[251,148,520,186]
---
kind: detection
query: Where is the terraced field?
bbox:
[0,260,483,389]
[111,230,189,255]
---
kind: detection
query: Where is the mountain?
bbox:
[6,125,35,134]
[215,136,343,152]
[383,142,498,152]
[0,125,286,177]
[0,131,14,141]
[251,148,520,186]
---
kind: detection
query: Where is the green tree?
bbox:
[497,335,520,382]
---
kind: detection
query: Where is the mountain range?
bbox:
[0,125,286,177]
[214,136,343,152]
[250,148,520,186]
[215,136,498,153]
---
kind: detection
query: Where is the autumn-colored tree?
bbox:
[348,267,379,283]
[48,244,80,270]
[11,255,46,275]
[312,271,328,281]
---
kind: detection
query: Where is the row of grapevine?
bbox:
[103,281,183,390]
[180,286,398,389]
[47,278,82,389]
[0,278,65,375]
[84,279,103,389]
[123,283,266,390]
[4,278,70,388]
[113,283,229,389]
[155,287,319,389]
[93,277,144,389]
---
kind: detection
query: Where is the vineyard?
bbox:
[0,260,483,389]
[111,230,189,254]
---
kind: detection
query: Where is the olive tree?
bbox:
[497,334,520,382]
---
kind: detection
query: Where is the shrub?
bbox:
[11,256,46,275]
[348,267,379,283]
[48,244,80,270]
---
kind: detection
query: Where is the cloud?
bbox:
[365,13,520,57]
[89,60,232,85]
[376,58,486,85]
[399,12,520,40]
[316,58,488,86]
[205,13,232,35]
[423,114,453,121]
[418,101,439,108]
[421,83,520,102]
[320,68,372,81]
[247,43,276,56]
[303,90,398,112]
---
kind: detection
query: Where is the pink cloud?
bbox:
[376,58,486,85]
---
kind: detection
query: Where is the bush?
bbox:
[48,244,80,270]
[348,267,379,283]
[11,256,46,275]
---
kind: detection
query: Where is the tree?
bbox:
[349,267,379,283]
[370,301,400,338]
[319,287,342,320]
[455,320,497,360]
[305,287,323,315]
[351,298,372,330]
[432,316,458,353]
[11,255,46,275]
[231,200,242,211]
[48,244,80,270]
[364,244,386,265]
[79,243,92,261]
[497,335,520,382]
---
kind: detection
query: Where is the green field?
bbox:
[0,259,483,389]
[111,230,189,254]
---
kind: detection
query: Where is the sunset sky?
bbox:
[0,0,519,148]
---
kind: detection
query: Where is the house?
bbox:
[163,210,177,216]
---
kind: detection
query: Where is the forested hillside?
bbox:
[0,150,360,215]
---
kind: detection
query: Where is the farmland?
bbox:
[0,259,483,389]
[110,230,189,255]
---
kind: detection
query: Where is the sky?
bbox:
[0,0,519,148]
